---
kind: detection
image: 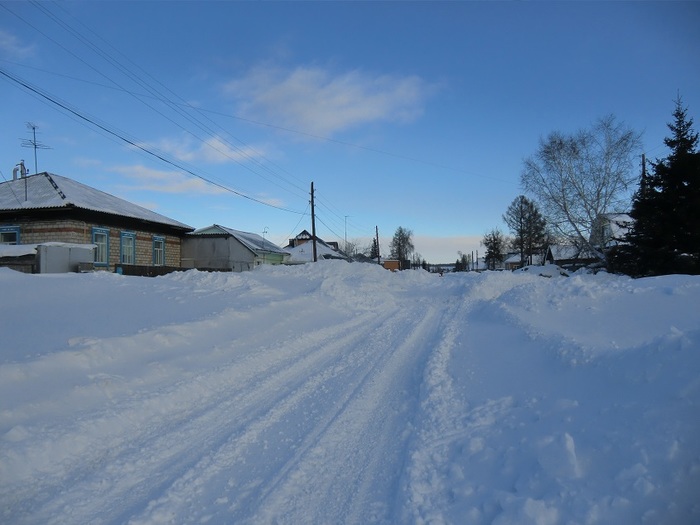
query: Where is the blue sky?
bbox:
[1,1,698,263]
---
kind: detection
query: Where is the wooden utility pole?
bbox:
[375,226,381,264]
[310,182,318,262]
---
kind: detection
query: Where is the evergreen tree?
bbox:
[503,195,547,267]
[621,97,700,276]
[389,226,414,268]
[369,237,380,262]
[481,229,506,270]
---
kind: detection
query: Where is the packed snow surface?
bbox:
[1,262,699,524]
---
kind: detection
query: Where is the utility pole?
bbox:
[375,226,381,265]
[262,226,268,265]
[21,122,51,174]
[344,215,349,253]
[310,182,318,262]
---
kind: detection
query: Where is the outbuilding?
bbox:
[181,224,289,272]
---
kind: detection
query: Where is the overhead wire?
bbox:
[0,67,304,214]
[10,1,309,202]
[46,0,309,199]
[4,2,465,241]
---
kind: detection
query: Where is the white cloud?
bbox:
[146,135,264,165]
[0,30,34,59]
[110,165,227,195]
[222,64,437,136]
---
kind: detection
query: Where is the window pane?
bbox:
[121,234,135,264]
[0,231,18,244]
[153,238,164,266]
[94,232,108,264]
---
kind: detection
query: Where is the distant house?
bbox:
[181,224,289,271]
[591,213,633,249]
[503,252,546,271]
[381,259,402,271]
[544,244,598,270]
[284,230,350,263]
[0,171,193,273]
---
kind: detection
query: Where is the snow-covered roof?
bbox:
[547,244,597,261]
[605,213,633,243]
[0,173,192,230]
[285,240,349,263]
[189,224,288,255]
[0,244,37,257]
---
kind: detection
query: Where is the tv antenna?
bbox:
[21,122,52,175]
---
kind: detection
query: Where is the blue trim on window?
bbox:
[0,225,20,244]
[120,231,136,264]
[92,227,110,266]
[153,236,165,266]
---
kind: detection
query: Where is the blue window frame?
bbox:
[0,226,20,244]
[120,231,136,264]
[153,236,165,266]
[92,227,110,266]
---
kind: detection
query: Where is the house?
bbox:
[284,230,350,263]
[503,252,546,271]
[590,213,633,249]
[544,244,598,270]
[181,224,289,271]
[0,170,193,273]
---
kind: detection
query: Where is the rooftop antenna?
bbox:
[20,122,51,175]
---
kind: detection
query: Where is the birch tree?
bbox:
[521,115,641,258]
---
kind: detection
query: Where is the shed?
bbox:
[181,224,289,271]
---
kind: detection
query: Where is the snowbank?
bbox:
[1,262,698,524]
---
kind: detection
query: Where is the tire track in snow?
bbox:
[2,300,396,525]
[401,291,476,525]
[125,300,444,525]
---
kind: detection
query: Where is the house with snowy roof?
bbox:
[181,224,289,272]
[590,213,633,249]
[283,229,350,263]
[0,169,193,273]
[544,244,598,270]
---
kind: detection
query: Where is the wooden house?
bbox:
[0,171,193,273]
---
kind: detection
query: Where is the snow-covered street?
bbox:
[1,262,699,524]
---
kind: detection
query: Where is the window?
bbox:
[120,231,136,264]
[0,226,20,244]
[92,228,109,266]
[153,236,165,266]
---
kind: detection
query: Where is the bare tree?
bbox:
[521,115,641,258]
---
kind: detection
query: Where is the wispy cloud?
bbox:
[222,64,438,136]
[0,30,35,59]
[110,165,227,195]
[148,135,264,165]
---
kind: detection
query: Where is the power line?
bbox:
[5,1,309,202]
[0,66,304,215]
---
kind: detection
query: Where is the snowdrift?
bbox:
[1,262,698,524]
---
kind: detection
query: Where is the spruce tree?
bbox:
[622,97,700,276]
[503,195,547,267]
[481,229,506,270]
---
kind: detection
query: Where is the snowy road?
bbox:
[2,263,699,524]
[1,266,467,524]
